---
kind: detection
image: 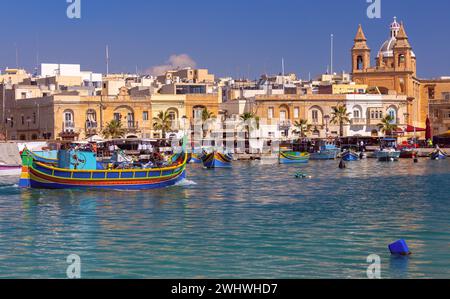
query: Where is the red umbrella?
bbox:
[426,116,432,140]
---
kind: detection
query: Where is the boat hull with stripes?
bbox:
[279,152,310,164]
[202,152,233,168]
[19,151,187,190]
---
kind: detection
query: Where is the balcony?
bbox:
[126,121,140,133]
[63,122,75,132]
[278,120,292,131]
[351,118,367,125]
[85,121,98,135]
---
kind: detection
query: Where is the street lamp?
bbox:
[324,115,330,138]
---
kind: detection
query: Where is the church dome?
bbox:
[378,17,416,58]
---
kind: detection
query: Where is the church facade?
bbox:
[351,18,450,135]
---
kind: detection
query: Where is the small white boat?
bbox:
[0,164,22,176]
[375,149,401,161]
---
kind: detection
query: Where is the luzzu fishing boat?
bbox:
[430,149,447,160]
[189,153,204,164]
[279,151,310,164]
[202,151,233,168]
[19,149,188,190]
[341,150,360,161]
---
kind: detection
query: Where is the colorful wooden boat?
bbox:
[19,149,187,190]
[342,150,360,161]
[430,149,447,160]
[202,152,233,168]
[189,153,204,164]
[279,151,310,164]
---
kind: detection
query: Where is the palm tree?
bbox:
[201,108,216,138]
[240,112,260,139]
[102,120,126,139]
[153,111,172,138]
[330,105,351,137]
[294,119,311,137]
[377,115,398,137]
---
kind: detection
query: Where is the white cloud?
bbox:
[145,54,197,75]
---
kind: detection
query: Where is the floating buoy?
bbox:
[339,160,346,169]
[295,172,311,179]
[389,239,411,256]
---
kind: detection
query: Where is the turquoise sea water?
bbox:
[0,159,449,279]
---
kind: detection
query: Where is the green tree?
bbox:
[330,105,351,137]
[240,112,260,139]
[201,108,216,138]
[153,111,172,138]
[102,120,126,139]
[377,115,398,137]
[294,119,312,137]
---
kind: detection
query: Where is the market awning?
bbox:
[405,125,426,133]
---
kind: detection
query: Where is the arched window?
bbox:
[387,108,397,123]
[357,56,364,70]
[398,54,405,66]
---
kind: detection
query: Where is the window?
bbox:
[398,54,405,66]
[312,110,319,123]
[279,110,287,121]
[193,108,203,119]
[21,92,27,99]
[357,56,363,70]
[143,111,149,121]
[21,115,25,125]
[33,112,36,124]
[65,112,73,122]
[114,113,121,122]
[268,107,274,119]
[443,93,450,101]
[294,107,299,119]
[387,108,397,123]
[428,87,435,99]
[353,110,360,118]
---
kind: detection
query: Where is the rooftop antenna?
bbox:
[15,43,19,69]
[106,45,110,76]
[330,34,334,75]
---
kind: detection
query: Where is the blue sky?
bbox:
[1,0,449,79]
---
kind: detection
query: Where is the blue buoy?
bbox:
[389,239,411,256]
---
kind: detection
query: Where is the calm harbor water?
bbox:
[0,159,449,279]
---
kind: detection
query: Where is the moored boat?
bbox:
[375,138,401,162]
[430,149,447,160]
[341,150,360,161]
[310,144,340,160]
[279,151,310,164]
[399,148,417,159]
[0,164,22,176]
[202,151,233,168]
[19,148,188,190]
[189,153,204,164]
[375,149,401,162]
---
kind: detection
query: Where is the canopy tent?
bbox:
[86,135,104,142]
[433,131,450,146]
